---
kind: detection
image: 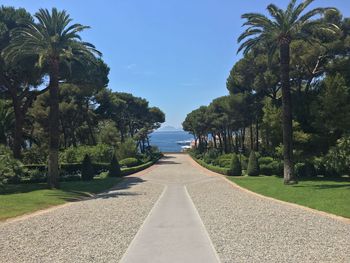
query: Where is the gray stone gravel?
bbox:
[0,176,163,263]
[187,177,350,263]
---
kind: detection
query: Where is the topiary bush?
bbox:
[108,155,121,177]
[119,157,141,168]
[81,154,94,181]
[247,151,260,176]
[228,154,242,176]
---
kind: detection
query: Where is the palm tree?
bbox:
[4,8,101,188]
[237,0,339,184]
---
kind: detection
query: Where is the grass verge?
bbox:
[0,177,122,221]
[228,176,350,218]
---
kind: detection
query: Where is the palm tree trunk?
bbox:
[280,43,296,184]
[48,58,60,189]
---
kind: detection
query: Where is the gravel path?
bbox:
[0,176,163,263]
[187,160,350,263]
[1,154,349,263]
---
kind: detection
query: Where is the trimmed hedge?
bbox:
[20,156,161,183]
[191,155,231,176]
[120,158,141,168]
[121,161,155,176]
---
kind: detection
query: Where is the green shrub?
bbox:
[81,154,94,181]
[145,146,162,161]
[190,149,204,159]
[60,144,114,163]
[92,163,110,174]
[108,155,121,177]
[26,169,46,183]
[0,146,25,186]
[192,156,230,175]
[258,156,274,165]
[258,157,282,176]
[218,159,231,168]
[294,162,317,178]
[203,148,219,164]
[240,155,248,170]
[214,154,230,167]
[323,135,350,176]
[121,161,155,176]
[229,154,242,176]
[247,151,260,176]
[120,157,140,168]
[116,138,138,160]
[22,146,48,164]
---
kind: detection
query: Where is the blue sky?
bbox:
[3,0,350,128]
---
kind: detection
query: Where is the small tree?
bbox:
[108,154,121,177]
[229,153,242,176]
[81,154,94,181]
[247,151,260,176]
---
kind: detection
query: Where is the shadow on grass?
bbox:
[0,183,48,195]
[292,184,350,190]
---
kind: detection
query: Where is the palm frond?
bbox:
[267,4,285,27]
[292,0,315,20]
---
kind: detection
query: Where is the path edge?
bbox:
[187,154,350,225]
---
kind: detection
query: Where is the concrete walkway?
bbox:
[120,184,220,263]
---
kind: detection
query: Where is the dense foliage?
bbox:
[0,6,165,187]
[184,1,350,181]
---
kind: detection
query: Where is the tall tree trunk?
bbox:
[250,124,254,151]
[242,127,246,152]
[212,133,217,149]
[256,118,259,152]
[12,101,24,159]
[48,58,60,189]
[280,43,296,184]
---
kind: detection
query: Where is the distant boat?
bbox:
[177,140,192,146]
[181,145,191,152]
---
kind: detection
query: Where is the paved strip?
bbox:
[120,184,220,263]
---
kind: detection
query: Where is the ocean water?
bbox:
[149,131,193,152]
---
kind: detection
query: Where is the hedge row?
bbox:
[121,160,156,176]
[20,157,161,184]
[191,155,231,176]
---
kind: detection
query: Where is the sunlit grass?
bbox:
[229,176,350,218]
[0,177,122,220]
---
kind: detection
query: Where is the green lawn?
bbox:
[228,176,350,218]
[0,177,122,221]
